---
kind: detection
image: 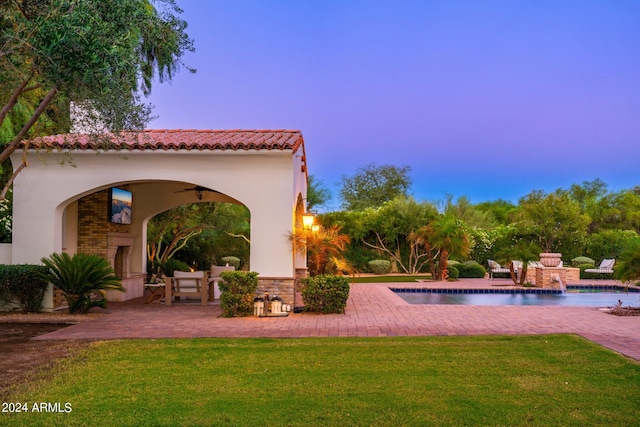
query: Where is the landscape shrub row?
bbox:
[0,264,49,313]
[300,275,350,314]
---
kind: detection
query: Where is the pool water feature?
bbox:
[392,285,640,307]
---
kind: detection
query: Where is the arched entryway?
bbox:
[12,130,309,310]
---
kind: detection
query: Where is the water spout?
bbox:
[551,274,565,292]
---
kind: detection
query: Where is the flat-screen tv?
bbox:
[109,187,132,224]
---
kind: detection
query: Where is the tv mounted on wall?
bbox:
[109,187,132,224]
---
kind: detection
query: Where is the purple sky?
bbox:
[147,0,640,211]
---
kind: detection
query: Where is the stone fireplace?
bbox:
[105,232,144,301]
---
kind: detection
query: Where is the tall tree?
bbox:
[306,175,331,211]
[339,163,411,211]
[0,0,194,197]
[516,190,590,258]
[356,196,438,274]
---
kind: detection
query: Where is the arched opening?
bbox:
[56,179,249,305]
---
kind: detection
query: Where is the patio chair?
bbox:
[165,270,208,306]
[487,259,511,279]
[144,282,165,304]
[208,265,235,300]
[584,259,615,275]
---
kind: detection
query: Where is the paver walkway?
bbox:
[37,279,640,361]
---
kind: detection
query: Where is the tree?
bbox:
[147,202,250,274]
[498,241,542,286]
[0,0,194,197]
[306,175,331,211]
[339,163,411,210]
[613,238,640,286]
[516,190,590,258]
[474,199,517,226]
[416,215,471,280]
[356,196,438,274]
[445,195,496,229]
[291,224,351,276]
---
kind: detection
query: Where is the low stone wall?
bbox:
[257,277,295,306]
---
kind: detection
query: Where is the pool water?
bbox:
[393,287,640,307]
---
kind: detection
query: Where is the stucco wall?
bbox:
[11,149,300,280]
[0,243,11,264]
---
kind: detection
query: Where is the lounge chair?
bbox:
[584,259,615,275]
[488,259,511,279]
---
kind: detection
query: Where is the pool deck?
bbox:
[35,278,640,361]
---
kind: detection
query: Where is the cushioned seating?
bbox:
[208,265,235,300]
[165,270,208,306]
[585,259,615,275]
[488,259,511,279]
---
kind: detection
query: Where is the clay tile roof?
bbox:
[24,129,305,153]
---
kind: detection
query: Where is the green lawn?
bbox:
[4,335,639,426]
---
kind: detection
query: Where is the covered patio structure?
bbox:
[9,129,309,311]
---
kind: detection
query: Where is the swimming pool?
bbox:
[392,285,640,307]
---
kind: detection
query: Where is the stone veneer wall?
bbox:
[77,188,130,256]
[257,277,295,306]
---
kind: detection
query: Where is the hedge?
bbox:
[300,275,350,314]
[0,264,49,313]
[456,261,487,278]
[368,260,391,275]
[218,271,258,317]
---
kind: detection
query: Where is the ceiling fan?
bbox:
[174,186,220,200]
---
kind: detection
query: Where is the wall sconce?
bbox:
[302,212,315,230]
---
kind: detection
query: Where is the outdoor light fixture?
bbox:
[302,212,315,230]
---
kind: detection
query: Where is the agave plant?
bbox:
[39,253,125,314]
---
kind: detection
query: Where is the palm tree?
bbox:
[39,253,125,314]
[613,239,640,285]
[292,225,351,276]
[498,241,542,286]
[429,216,471,280]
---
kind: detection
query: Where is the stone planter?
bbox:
[539,253,562,267]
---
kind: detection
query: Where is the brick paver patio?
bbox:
[36,279,640,361]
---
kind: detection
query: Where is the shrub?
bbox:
[162,258,191,276]
[219,271,258,317]
[39,253,124,314]
[300,275,350,314]
[447,260,460,266]
[456,262,486,278]
[447,265,459,280]
[0,265,49,313]
[221,256,241,269]
[571,256,595,267]
[368,259,391,275]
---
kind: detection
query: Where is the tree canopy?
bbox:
[0,0,194,195]
[339,163,411,211]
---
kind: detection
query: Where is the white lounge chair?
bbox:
[584,259,615,275]
[488,259,511,279]
[209,265,235,300]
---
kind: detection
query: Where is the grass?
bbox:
[3,335,639,426]
[349,274,431,283]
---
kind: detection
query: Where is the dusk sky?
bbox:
[147,0,640,211]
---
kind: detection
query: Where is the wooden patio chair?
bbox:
[165,270,208,306]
